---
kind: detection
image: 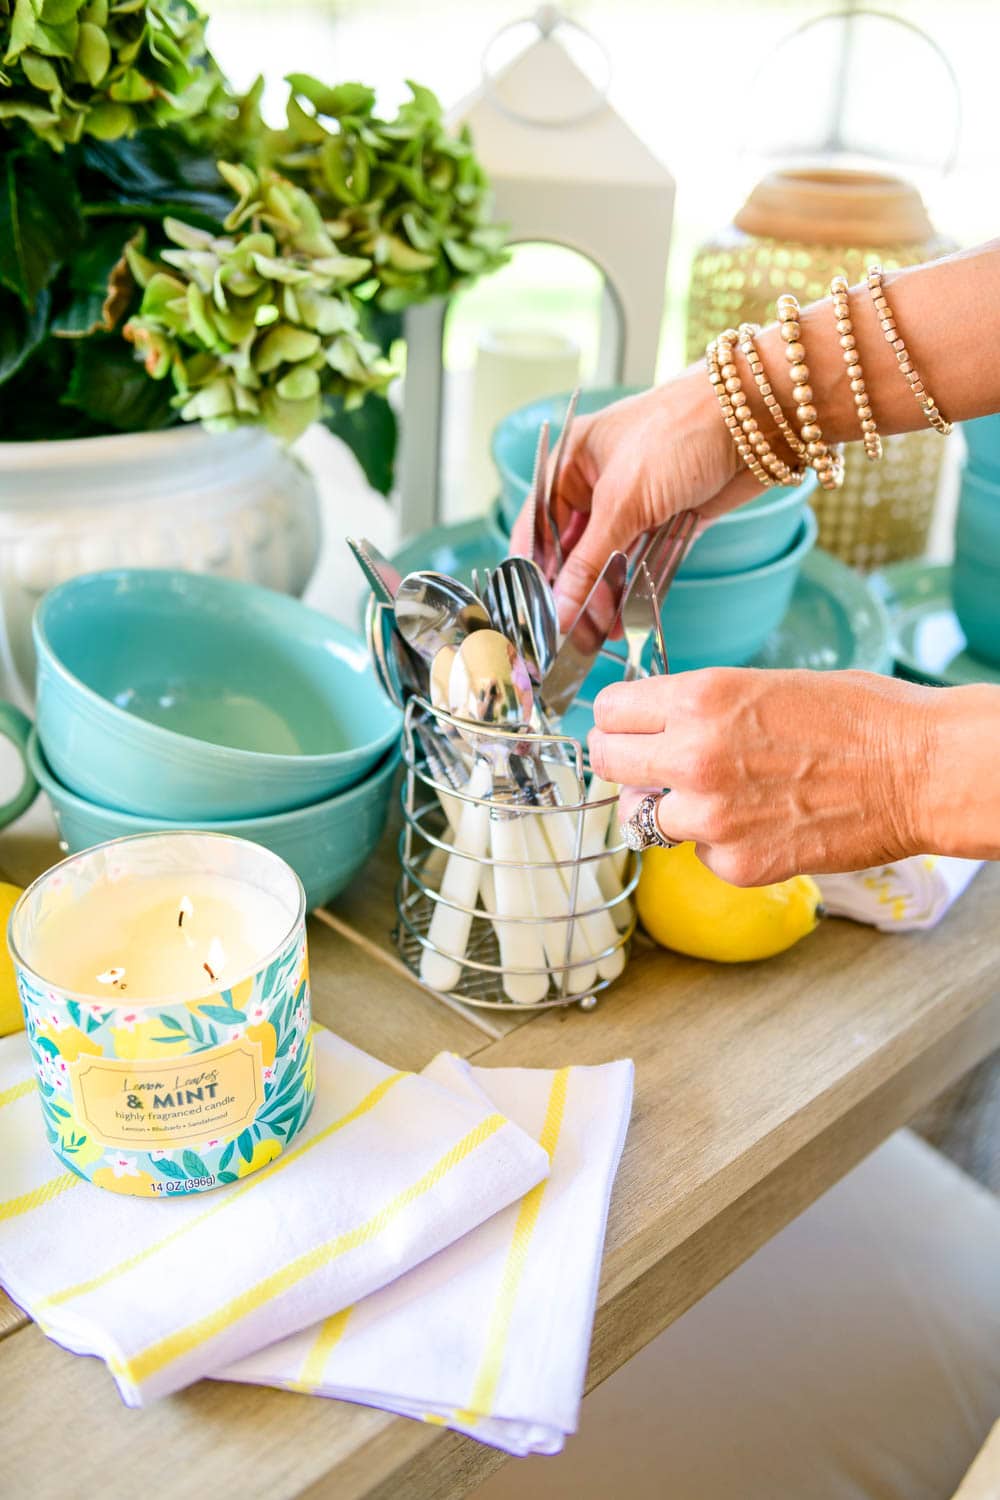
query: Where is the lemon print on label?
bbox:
[237,1138,282,1178]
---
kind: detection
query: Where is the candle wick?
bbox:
[203,962,217,982]
[178,895,194,928]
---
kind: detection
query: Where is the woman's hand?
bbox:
[590,669,944,885]
[510,367,759,627]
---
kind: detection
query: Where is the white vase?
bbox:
[0,425,322,705]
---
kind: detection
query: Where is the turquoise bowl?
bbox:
[953,465,1000,665]
[961,414,1000,480]
[657,507,818,671]
[492,385,815,573]
[34,569,401,821]
[28,730,400,912]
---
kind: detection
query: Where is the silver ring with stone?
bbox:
[622,792,676,853]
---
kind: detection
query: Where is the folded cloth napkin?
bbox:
[224,1052,635,1456]
[0,1028,549,1406]
[817,855,983,932]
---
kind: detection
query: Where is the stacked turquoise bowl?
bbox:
[955,415,1000,666]
[492,387,819,671]
[11,570,401,908]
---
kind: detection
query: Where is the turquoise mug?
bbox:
[0,703,40,831]
[33,569,401,821]
[953,466,1000,665]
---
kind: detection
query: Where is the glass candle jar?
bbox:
[7,832,312,1197]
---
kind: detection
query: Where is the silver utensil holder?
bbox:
[394,692,638,1011]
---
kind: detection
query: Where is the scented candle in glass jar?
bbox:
[7,833,312,1197]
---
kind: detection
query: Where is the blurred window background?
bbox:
[200,0,1000,521]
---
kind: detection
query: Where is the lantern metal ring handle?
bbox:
[480,5,613,130]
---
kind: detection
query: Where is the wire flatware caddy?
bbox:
[394,689,638,1012]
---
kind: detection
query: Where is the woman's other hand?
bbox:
[591,669,944,885]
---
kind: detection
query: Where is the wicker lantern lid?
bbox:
[734,167,936,247]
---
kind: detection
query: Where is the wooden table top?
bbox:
[2,812,999,1500]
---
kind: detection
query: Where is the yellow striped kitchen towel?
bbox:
[0,1028,548,1406]
[817,855,983,931]
[225,1053,635,1456]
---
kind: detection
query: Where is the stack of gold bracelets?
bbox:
[706,264,952,493]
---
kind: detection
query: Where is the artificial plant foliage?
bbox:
[123,162,396,443]
[0,0,215,150]
[0,3,506,493]
[269,76,508,312]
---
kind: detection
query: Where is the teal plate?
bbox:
[389,512,891,671]
[869,561,1000,686]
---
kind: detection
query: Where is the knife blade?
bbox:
[545,386,579,577]
[526,420,550,574]
[541,550,629,717]
[346,536,402,604]
[638,560,670,676]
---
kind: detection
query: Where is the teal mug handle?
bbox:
[0,705,38,830]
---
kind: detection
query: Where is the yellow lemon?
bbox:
[0,881,24,1036]
[245,1020,277,1067]
[35,1024,103,1062]
[637,842,822,963]
[237,1137,282,1178]
[110,1019,190,1060]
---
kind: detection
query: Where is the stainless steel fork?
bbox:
[620,510,697,680]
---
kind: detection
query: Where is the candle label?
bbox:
[70,1040,264,1150]
[16,926,314,1198]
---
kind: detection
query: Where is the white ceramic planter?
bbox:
[0,425,322,705]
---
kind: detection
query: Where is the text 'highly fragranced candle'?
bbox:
[8,833,312,1197]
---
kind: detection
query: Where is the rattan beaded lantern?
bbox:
[686,166,952,570]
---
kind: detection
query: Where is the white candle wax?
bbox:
[28,872,291,1002]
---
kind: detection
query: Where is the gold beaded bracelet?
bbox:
[737,321,809,467]
[716,328,804,486]
[706,337,776,489]
[866,265,952,436]
[775,293,845,490]
[830,276,882,461]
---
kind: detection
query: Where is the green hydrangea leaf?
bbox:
[323,390,396,496]
[256,323,320,371]
[75,19,109,84]
[0,146,81,308]
[0,286,50,386]
[62,333,175,430]
[50,220,139,337]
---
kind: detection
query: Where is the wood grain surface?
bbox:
[2,842,998,1500]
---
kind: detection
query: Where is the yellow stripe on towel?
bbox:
[112,1111,509,1388]
[0,1077,36,1110]
[287,1306,354,1392]
[0,1171,78,1222]
[38,1071,407,1311]
[457,1068,571,1424]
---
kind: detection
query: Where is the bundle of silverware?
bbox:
[348,390,696,1009]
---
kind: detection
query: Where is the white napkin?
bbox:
[225,1053,635,1456]
[0,1028,548,1406]
[817,855,984,932]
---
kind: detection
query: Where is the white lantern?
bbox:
[398,6,676,536]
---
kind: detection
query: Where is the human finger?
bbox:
[588,727,680,789]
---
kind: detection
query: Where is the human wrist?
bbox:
[919,684,1000,859]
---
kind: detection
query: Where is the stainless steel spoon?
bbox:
[395,570,492,665]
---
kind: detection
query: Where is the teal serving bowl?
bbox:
[657,507,818,671]
[961,414,1000,480]
[492,386,640,533]
[953,465,1000,665]
[28,730,400,912]
[492,386,815,573]
[34,569,401,821]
